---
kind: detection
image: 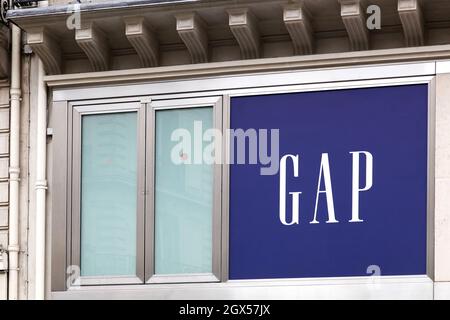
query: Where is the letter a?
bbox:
[311,153,338,224]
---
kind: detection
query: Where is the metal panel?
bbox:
[50,100,69,291]
[221,95,230,283]
[427,78,436,280]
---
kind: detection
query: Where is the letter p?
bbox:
[350,151,373,222]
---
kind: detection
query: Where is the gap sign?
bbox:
[229,85,428,279]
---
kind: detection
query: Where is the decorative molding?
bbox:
[283,2,313,55]
[339,0,369,51]
[75,21,110,72]
[227,8,260,60]
[124,16,159,68]
[176,12,208,64]
[45,44,450,88]
[0,25,8,79]
[398,0,425,47]
[26,27,62,75]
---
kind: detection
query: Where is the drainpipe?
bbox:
[8,24,21,300]
[35,58,47,300]
[31,0,49,302]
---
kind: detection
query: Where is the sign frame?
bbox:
[222,76,436,283]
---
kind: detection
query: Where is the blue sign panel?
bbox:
[229,84,428,279]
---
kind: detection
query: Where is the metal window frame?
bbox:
[145,96,223,284]
[50,61,436,299]
[69,101,147,286]
[53,96,224,290]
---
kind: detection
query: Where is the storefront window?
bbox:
[154,108,214,275]
[80,112,138,277]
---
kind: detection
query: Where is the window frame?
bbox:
[70,102,146,286]
[53,96,223,290]
[146,96,223,284]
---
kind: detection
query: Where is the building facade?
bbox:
[0,0,450,299]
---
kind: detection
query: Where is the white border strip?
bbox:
[52,62,436,102]
[53,276,433,300]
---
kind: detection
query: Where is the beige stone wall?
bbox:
[0,85,9,300]
[435,73,450,283]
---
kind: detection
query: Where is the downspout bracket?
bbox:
[0,0,9,26]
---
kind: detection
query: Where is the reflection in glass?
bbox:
[155,108,213,275]
[80,112,137,277]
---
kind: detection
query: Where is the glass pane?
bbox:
[80,112,138,277]
[155,107,213,275]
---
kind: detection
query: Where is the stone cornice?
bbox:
[44,45,450,88]
[5,0,449,75]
